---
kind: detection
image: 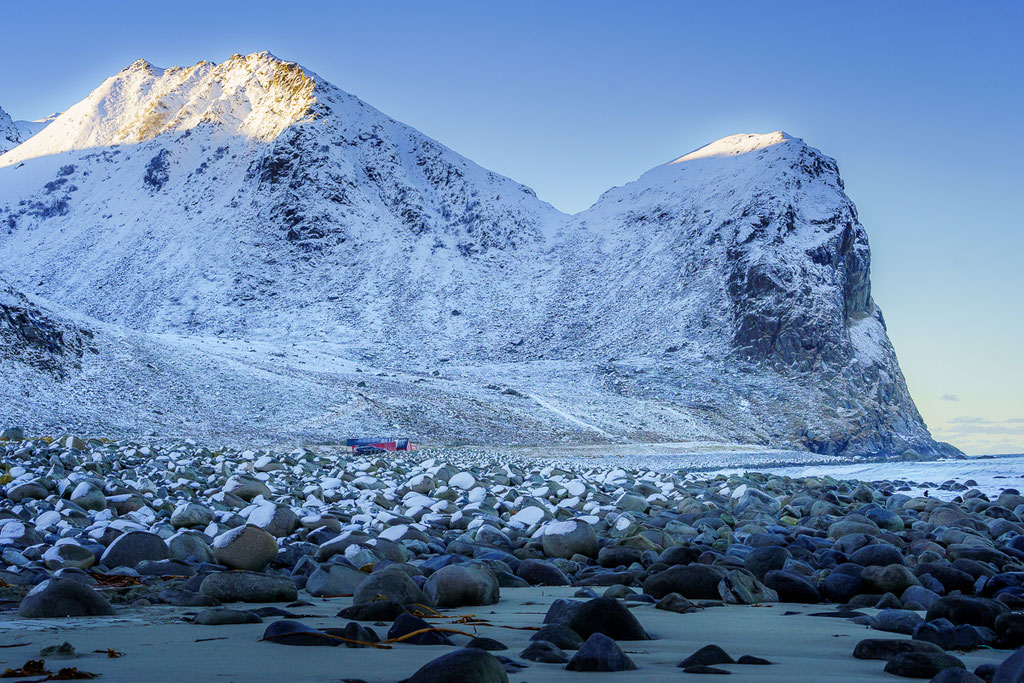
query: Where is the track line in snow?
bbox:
[527,393,616,439]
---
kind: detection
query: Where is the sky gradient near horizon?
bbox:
[1,1,1021,454]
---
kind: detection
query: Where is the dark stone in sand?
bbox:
[403,648,509,683]
[993,646,1024,683]
[643,564,727,600]
[388,612,454,646]
[18,578,114,618]
[853,638,944,660]
[159,587,220,607]
[917,564,976,595]
[424,563,500,607]
[520,640,569,663]
[929,669,986,682]
[883,651,965,678]
[927,596,1010,629]
[862,564,920,595]
[194,608,262,625]
[743,546,790,580]
[137,559,196,577]
[597,545,643,568]
[466,637,507,651]
[997,613,1024,647]
[515,559,570,586]
[657,546,702,566]
[981,573,1024,598]
[655,592,696,613]
[493,655,527,673]
[262,620,339,646]
[872,609,924,635]
[809,610,864,618]
[565,633,636,672]
[543,598,583,625]
[679,644,734,667]
[973,663,996,681]
[682,665,731,674]
[737,655,772,665]
[822,573,864,603]
[914,619,992,651]
[568,597,650,641]
[531,624,583,650]
[199,571,298,603]
[353,568,431,607]
[337,600,404,621]
[849,543,905,567]
[332,622,380,648]
[876,592,904,610]
[763,570,820,603]
[574,570,637,587]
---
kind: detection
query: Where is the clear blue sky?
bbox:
[1,1,1021,454]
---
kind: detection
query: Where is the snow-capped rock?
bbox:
[0,53,958,457]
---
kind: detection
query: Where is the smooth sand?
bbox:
[0,587,1010,681]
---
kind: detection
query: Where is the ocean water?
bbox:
[713,453,1024,500]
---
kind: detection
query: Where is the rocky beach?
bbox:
[0,429,1021,681]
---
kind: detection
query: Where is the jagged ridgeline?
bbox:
[0,52,959,457]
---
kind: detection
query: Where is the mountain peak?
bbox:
[1,52,320,163]
[670,131,794,165]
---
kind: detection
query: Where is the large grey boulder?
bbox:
[424,563,500,607]
[541,519,599,559]
[199,571,297,603]
[305,564,367,597]
[213,524,278,571]
[19,578,114,618]
[99,530,169,569]
[353,567,431,607]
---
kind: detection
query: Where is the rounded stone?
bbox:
[542,519,599,559]
[19,578,114,618]
[424,564,500,607]
[213,524,279,571]
[99,530,170,569]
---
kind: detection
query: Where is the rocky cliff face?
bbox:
[0,53,958,457]
[0,106,21,153]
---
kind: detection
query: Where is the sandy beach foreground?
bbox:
[0,586,1010,681]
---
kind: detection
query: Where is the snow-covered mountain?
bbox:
[0,52,959,457]
[14,112,60,141]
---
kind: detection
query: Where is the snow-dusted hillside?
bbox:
[0,53,958,457]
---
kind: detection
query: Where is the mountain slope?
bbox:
[0,53,958,457]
